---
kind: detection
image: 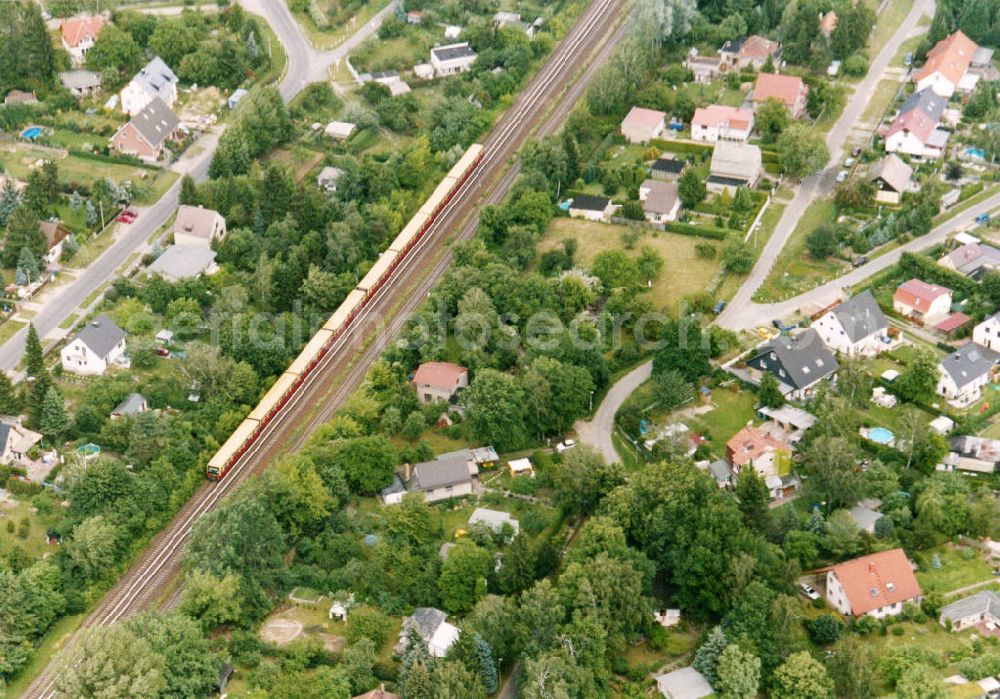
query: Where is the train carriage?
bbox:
[356,250,400,295]
[207,418,260,480]
[323,289,367,334]
[248,371,299,423]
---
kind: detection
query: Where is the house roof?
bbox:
[651,157,686,174]
[752,73,806,109]
[468,507,519,533]
[147,245,217,280]
[758,404,817,431]
[893,278,951,311]
[848,505,882,532]
[641,180,680,215]
[819,10,838,35]
[173,205,223,240]
[868,154,913,193]
[432,42,476,62]
[935,312,972,333]
[710,141,762,181]
[59,70,102,91]
[112,393,146,416]
[691,104,754,131]
[125,96,179,148]
[317,166,343,184]
[130,57,178,98]
[39,220,70,251]
[61,16,105,48]
[829,548,922,616]
[951,435,1000,462]
[721,35,780,60]
[939,342,1000,389]
[4,90,37,105]
[900,88,948,122]
[73,314,125,358]
[726,425,790,468]
[569,193,612,212]
[403,607,448,643]
[622,106,666,131]
[941,243,1000,276]
[828,290,888,343]
[655,666,714,699]
[411,451,475,490]
[707,459,732,481]
[914,30,977,87]
[940,590,1000,623]
[0,420,41,456]
[886,107,939,144]
[412,361,467,390]
[748,328,839,390]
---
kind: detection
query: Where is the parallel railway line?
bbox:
[23,0,628,694]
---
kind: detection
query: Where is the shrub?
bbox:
[809,614,843,644]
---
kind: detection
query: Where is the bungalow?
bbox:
[937,343,1000,407]
[649,156,686,182]
[508,458,534,477]
[381,449,479,504]
[430,43,477,77]
[0,418,42,467]
[147,245,218,282]
[39,220,70,266]
[826,548,922,619]
[638,179,680,223]
[707,141,762,195]
[848,503,883,534]
[655,666,714,699]
[885,89,948,159]
[620,106,666,144]
[725,424,791,478]
[813,290,889,357]
[892,279,952,322]
[939,243,1000,279]
[60,314,128,376]
[3,90,37,106]
[683,52,724,84]
[59,70,102,98]
[690,105,755,143]
[752,73,808,118]
[394,608,460,658]
[110,97,179,163]
[940,590,1000,631]
[705,459,733,488]
[411,361,468,405]
[974,313,1000,351]
[120,57,178,116]
[568,193,617,222]
[719,35,781,71]
[757,404,816,443]
[745,328,839,399]
[325,121,356,140]
[468,507,519,535]
[60,15,105,67]
[948,435,1000,474]
[172,205,227,248]
[492,11,541,38]
[316,166,344,193]
[228,88,248,109]
[110,393,148,419]
[867,154,914,205]
[913,30,979,98]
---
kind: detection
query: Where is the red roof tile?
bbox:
[412,362,468,390]
[893,279,952,312]
[914,30,977,87]
[752,73,806,110]
[60,16,105,49]
[830,549,921,616]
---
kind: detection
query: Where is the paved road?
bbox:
[716,0,934,331]
[574,361,651,463]
[0,0,395,378]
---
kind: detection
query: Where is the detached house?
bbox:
[690,105,755,143]
[568,194,617,222]
[937,342,1000,407]
[725,425,791,478]
[59,70,102,98]
[938,242,1000,279]
[395,608,460,658]
[39,220,71,266]
[813,290,889,357]
[826,548,922,619]
[913,30,979,98]
[381,449,479,504]
[974,313,1000,351]
[120,57,178,116]
[172,205,227,248]
[649,157,687,182]
[110,97,179,163]
[745,328,839,399]
[60,16,105,67]
[638,179,681,223]
[893,279,952,322]
[940,590,1000,632]
[60,315,127,376]
[430,43,477,76]
[0,418,42,468]
[885,89,948,159]
[411,361,468,405]
[684,51,724,83]
[620,106,666,144]
[867,154,914,205]
[708,142,762,195]
[752,73,808,118]
[719,35,781,71]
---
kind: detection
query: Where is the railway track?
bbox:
[22,1,628,695]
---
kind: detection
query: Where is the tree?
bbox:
[736,470,770,532]
[25,323,45,379]
[777,124,830,180]
[329,436,398,495]
[463,369,529,451]
[3,206,47,267]
[715,644,760,698]
[592,249,640,290]
[895,664,948,699]
[550,445,624,516]
[66,515,118,580]
[808,614,843,645]
[0,371,19,415]
[828,637,878,699]
[18,247,39,282]
[771,651,834,699]
[721,235,753,274]
[630,0,697,48]
[179,175,199,206]
[756,98,790,144]
[805,223,841,260]
[126,613,218,699]
[0,2,55,96]
[678,168,707,208]
[803,436,864,510]
[341,639,377,695]
[439,541,492,614]
[346,607,394,647]
[692,626,728,685]
[757,373,785,408]
[823,509,863,558]
[473,634,498,694]
[895,347,938,403]
[86,25,143,83]
[179,569,243,632]
[653,368,693,410]
[38,385,69,439]
[53,625,165,698]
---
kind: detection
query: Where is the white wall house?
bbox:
[173,205,227,248]
[120,57,178,116]
[826,549,922,619]
[430,43,477,77]
[690,105,754,143]
[60,16,104,67]
[813,290,888,357]
[974,313,1000,351]
[892,279,952,322]
[60,315,128,376]
[913,31,977,98]
[937,343,1000,407]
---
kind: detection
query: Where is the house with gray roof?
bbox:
[430,42,477,76]
[0,417,42,468]
[147,245,218,282]
[708,141,762,195]
[468,507,519,536]
[937,342,1000,407]
[939,242,1000,279]
[848,504,883,534]
[60,314,128,376]
[745,328,839,400]
[655,666,714,699]
[868,154,914,204]
[110,97,180,163]
[381,449,479,504]
[704,459,733,488]
[111,393,148,420]
[394,607,460,657]
[59,70,102,97]
[813,290,889,357]
[120,56,178,115]
[940,590,1000,631]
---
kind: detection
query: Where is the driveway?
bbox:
[574,361,651,463]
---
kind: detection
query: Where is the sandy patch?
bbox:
[260,617,303,645]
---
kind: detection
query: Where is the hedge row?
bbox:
[664,221,729,239]
[897,251,979,296]
[68,148,158,170]
[649,138,713,156]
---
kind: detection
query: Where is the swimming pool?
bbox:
[21,126,42,140]
[967,147,986,159]
[867,427,895,445]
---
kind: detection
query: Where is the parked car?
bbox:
[852,256,869,268]
[156,347,171,357]
[116,209,138,224]
[712,300,727,314]
[844,158,856,167]
[852,146,862,157]
[556,439,576,453]
[976,213,990,225]
[836,170,849,183]
[800,583,821,601]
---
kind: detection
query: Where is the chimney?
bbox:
[403,463,412,482]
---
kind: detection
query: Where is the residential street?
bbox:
[0,0,395,376]
[574,361,651,463]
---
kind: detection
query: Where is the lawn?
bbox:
[290,0,394,49]
[0,319,26,348]
[752,199,845,303]
[716,201,788,303]
[0,142,155,191]
[860,79,905,126]
[870,0,916,54]
[913,545,994,595]
[537,218,723,315]
[685,386,758,456]
[0,497,62,559]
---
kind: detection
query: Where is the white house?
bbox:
[913,31,978,98]
[974,313,1000,351]
[707,142,762,195]
[324,121,356,140]
[892,279,952,322]
[620,106,666,144]
[690,105,754,143]
[120,57,178,116]
[826,549,922,619]
[938,242,1000,278]
[381,450,479,505]
[317,166,344,193]
[813,290,888,357]
[60,315,128,376]
[939,590,1000,632]
[172,205,226,248]
[745,328,839,400]
[395,607,460,658]
[430,43,477,77]
[937,342,1000,407]
[0,418,42,467]
[638,179,680,223]
[411,361,468,405]
[60,16,105,67]
[655,666,714,699]
[885,89,948,159]
[568,194,617,222]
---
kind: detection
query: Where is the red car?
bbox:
[156,347,171,357]
[116,209,138,224]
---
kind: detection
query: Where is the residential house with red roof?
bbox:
[913,30,979,98]
[885,89,949,159]
[620,106,666,144]
[826,549,922,619]
[752,73,808,118]
[719,35,781,71]
[61,16,105,67]
[690,105,755,143]
[725,424,791,479]
[412,362,469,405]
[892,279,952,323]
